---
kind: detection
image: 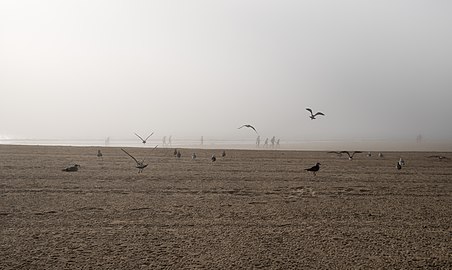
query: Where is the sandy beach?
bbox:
[1,144,451,269]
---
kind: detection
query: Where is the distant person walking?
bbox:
[168,136,172,146]
[271,136,276,148]
[256,136,261,148]
[276,139,280,148]
[162,136,167,146]
[264,138,268,148]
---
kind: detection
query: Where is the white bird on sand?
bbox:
[238,124,258,135]
[62,164,81,172]
[306,108,325,120]
[305,162,321,176]
[340,151,362,160]
[134,132,154,145]
[121,148,148,173]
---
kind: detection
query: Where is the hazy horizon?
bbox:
[1,1,452,146]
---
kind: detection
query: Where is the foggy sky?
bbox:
[1,0,452,143]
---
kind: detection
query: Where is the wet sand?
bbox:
[1,145,451,269]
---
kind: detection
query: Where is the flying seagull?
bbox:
[427,155,449,161]
[340,151,362,160]
[238,124,258,134]
[305,162,321,176]
[134,132,154,145]
[306,108,325,120]
[121,148,148,173]
[62,164,80,172]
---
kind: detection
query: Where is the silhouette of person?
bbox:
[276,138,280,148]
[162,136,166,146]
[256,136,261,148]
[168,136,172,146]
[271,136,276,148]
[264,138,268,148]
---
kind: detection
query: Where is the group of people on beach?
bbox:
[256,136,280,148]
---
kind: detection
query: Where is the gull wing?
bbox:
[144,132,154,141]
[306,108,313,115]
[121,148,140,165]
[134,133,145,142]
[339,151,351,157]
[314,112,325,117]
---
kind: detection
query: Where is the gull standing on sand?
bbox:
[211,155,217,162]
[305,163,321,176]
[97,150,103,160]
[221,150,226,158]
[306,108,325,120]
[134,132,154,145]
[192,153,197,160]
[121,148,148,173]
[398,157,405,166]
[396,161,402,170]
[340,151,362,160]
[238,124,259,135]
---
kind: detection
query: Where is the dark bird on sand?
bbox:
[121,148,148,173]
[221,150,226,158]
[396,162,402,170]
[238,124,258,134]
[427,155,449,161]
[211,155,217,162]
[176,150,181,158]
[340,151,362,160]
[134,132,154,144]
[192,153,197,160]
[306,108,325,120]
[305,162,321,176]
[97,150,103,160]
[62,164,81,172]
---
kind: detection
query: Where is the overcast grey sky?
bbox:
[1,0,451,142]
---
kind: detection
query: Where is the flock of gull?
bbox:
[62,107,449,174]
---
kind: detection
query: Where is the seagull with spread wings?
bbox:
[238,124,258,134]
[134,132,154,145]
[427,155,449,161]
[306,108,325,120]
[340,151,362,160]
[121,148,151,173]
